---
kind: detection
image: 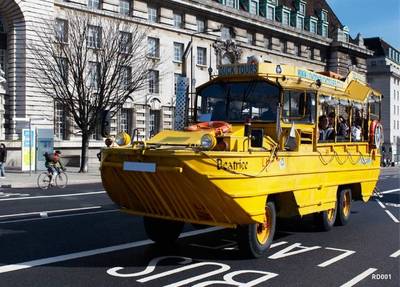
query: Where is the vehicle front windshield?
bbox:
[197,80,280,122]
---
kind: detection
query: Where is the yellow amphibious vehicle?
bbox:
[100,61,383,257]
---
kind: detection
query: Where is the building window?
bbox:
[247,32,255,45]
[120,32,132,54]
[88,0,101,9]
[321,10,328,22]
[221,26,233,40]
[282,11,290,25]
[148,70,159,93]
[118,109,130,133]
[173,42,184,62]
[310,21,317,33]
[264,36,271,49]
[87,25,101,48]
[0,49,6,73]
[267,5,275,20]
[57,57,68,83]
[55,19,68,43]
[148,6,158,23]
[249,0,258,15]
[149,109,161,137]
[294,44,300,56]
[120,66,131,90]
[296,16,304,30]
[119,0,131,16]
[225,0,237,8]
[321,25,328,37]
[299,3,305,15]
[196,18,206,32]
[147,37,160,58]
[88,62,100,90]
[197,47,207,65]
[173,13,184,29]
[54,103,66,140]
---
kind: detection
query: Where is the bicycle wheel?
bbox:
[37,172,51,190]
[55,172,68,188]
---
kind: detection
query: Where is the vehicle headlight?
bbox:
[200,134,216,150]
[115,132,131,146]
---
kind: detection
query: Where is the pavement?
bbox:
[0,167,102,188]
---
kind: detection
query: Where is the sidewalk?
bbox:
[0,167,102,189]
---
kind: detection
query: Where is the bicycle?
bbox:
[37,170,68,190]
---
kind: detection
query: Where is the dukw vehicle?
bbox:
[100,60,383,257]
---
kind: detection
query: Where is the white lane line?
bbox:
[0,191,106,202]
[270,241,288,248]
[340,268,377,287]
[317,248,355,268]
[0,226,222,274]
[0,210,119,224]
[390,249,400,258]
[385,210,400,223]
[380,188,400,194]
[375,199,386,209]
[0,206,102,219]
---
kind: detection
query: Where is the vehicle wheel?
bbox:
[37,172,51,190]
[143,217,184,245]
[314,205,337,231]
[55,172,68,188]
[335,188,352,226]
[237,201,276,258]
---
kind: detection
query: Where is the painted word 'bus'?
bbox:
[100,61,383,257]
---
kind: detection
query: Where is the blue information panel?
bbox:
[174,76,189,130]
[36,128,54,171]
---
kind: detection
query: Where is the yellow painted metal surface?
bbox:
[100,62,381,228]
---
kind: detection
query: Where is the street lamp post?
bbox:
[181,28,220,125]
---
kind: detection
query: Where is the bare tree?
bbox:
[32,12,154,172]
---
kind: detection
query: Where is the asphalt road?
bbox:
[0,169,399,287]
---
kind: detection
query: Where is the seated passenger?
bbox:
[337,116,349,137]
[260,104,277,121]
[351,123,362,141]
[318,115,335,141]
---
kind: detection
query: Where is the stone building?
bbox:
[0,0,374,168]
[365,37,400,164]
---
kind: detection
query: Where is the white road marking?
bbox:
[0,192,30,198]
[0,227,223,274]
[385,203,400,208]
[380,188,400,194]
[270,241,288,248]
[339,268,377,287]
[0,191,106,202]
[317,248,355,268]
[0,209,119,224]
[385,210,400,223]
[0,206,102,219]
[375,199,386,209]
[389,249,400,258]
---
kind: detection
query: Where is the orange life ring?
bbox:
[185,121,232,135]
[369,120,383,149]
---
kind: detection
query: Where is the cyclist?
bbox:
[44,150,66,184]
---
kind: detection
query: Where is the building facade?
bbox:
[0,0,374,168]
[365,38,400,164]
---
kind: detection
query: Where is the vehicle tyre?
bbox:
[335,188,352,226]
[37,172,51,190]
[143,217,184,245]
[237,201,276,258]
[55,172,68,189]
[314,205,337,231]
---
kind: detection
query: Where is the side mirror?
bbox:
[101,110,111,138]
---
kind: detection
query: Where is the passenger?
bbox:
[337,116,349,137]
[318,115,335,141]
[351,111,363,141]
[328,112,335,129]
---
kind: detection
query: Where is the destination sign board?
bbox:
[297,69,344,89]
[218,64,258,76]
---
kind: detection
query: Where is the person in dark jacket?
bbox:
[0,143,7,178]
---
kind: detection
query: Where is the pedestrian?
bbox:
[0,143,7,178]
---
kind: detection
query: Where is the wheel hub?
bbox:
[256,207,272,245]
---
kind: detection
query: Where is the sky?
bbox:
[326,0,400,49]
